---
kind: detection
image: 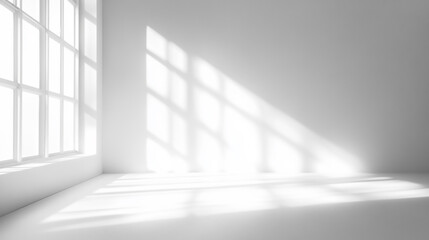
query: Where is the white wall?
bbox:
[103,0,429,174]
[0,0,102,217]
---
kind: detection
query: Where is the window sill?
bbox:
[0,153,97,176]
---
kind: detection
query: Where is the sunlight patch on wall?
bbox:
[146,27,167,60]
[266,135,303,175]
[312,143,362,178]
[171,113,188,156]
[224,77,261,117]
[146,138,173,173]
[170,73,187,110]
[194,58,221,91]
[168,42,187,73]
[146,54,169,98]
[223,106,261,173]
[194,88,222,132]
[146,94,170,143]
[195,129,223,172]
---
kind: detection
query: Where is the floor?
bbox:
[1,173,429,240]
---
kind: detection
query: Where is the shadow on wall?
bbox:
[145,27,362,177]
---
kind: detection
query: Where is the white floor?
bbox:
[1,173,429,240]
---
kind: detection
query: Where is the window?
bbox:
[0,0,79,165]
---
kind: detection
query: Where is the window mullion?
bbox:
[73,55,78,152]
[60,98,64,153]
[11,2,19,163]
[77,0,83,153]
[16,86,22,163]
[39,0,47,158]
[59,0,64,153]
[60,0,63,40]
[60,42,64,153]
[15,9,22,163]
[74,0,78,51]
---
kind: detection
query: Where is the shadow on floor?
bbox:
[1,173,429,240]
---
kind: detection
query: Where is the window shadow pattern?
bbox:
[41,174,429,232]
[145,27,361,177]
[2,174,429,238]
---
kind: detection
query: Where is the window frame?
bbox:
[0,0,80,167]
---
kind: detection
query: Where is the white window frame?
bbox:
[0,0,80,167]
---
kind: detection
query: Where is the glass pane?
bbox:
[84,63,97,110]
[22,21,40,88]
[63,100,74,151]
[63,47,75,97]
[48,38,61,93]
[48,97,61,154]
[0,87,14,161]
[22,0,40,21]
[48,0,61,36]
[0,5,14,81]
[64,0,75,46]
[22,92,40,158]
[84,18,97,61]
[84,0,97,18]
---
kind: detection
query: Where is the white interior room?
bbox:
[1,0,429,239]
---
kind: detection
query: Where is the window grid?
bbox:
[0,0,79,166]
